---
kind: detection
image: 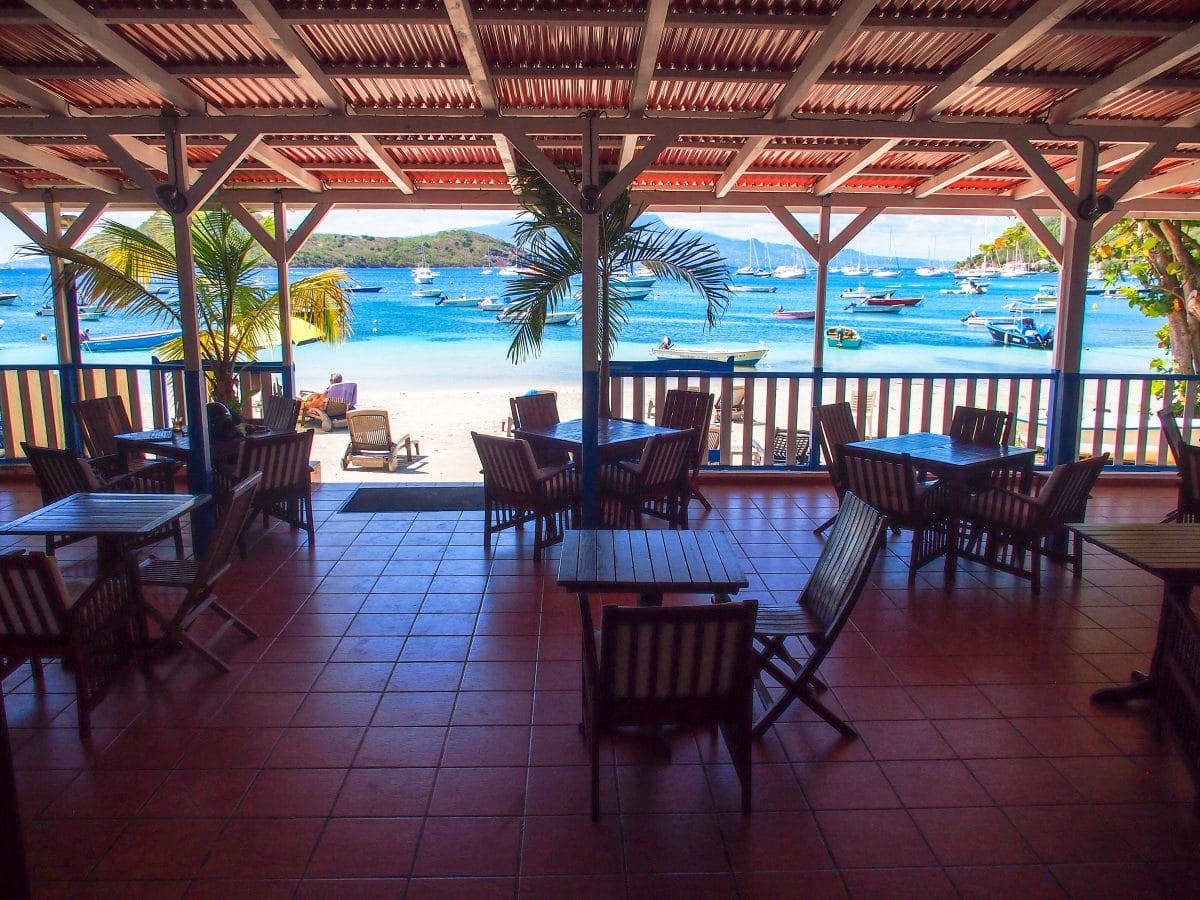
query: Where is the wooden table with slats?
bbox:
[557,529,749,607]
[516,418,682,461]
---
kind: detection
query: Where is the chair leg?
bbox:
[813,513,836,536]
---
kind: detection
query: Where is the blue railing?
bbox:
[0,360,285,463]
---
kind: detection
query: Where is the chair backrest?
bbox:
[22,443,101,504]
[715,385,746,422]
[772,428,810,465]
[815,401,860,489]
[949,405,1011,444]
[346,409,393,451]
[839,445,921,521]
[660,389,715,469]
[74,396,134,459]
[262,395,301,432]
[234,429,314,492]
[1159,407,1185,464]
[472,432,540,498]
[191,472,262,597]
[634,428,697,492]
[800,493,887,644]
[588,599,758,721]
[1177,442,1200,521]
[0,551,71,637]
[1035,453,1109,525]
[510,392,560,431]
[324,382,357,415]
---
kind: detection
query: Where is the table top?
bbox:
[849,432,1037,473]
[516,417,682,452]
[0,492,209,538]
[1069,523,1200,582]
[557,529,749,594]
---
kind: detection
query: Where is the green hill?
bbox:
[291,229,515,268]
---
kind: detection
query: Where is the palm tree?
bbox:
[31,207,353,409]
[502,167,732,389]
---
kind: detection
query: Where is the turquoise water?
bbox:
[0,265,1163,385]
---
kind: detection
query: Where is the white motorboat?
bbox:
[0,292,16,306]
[435,294,484,307]
[844,301,903,314]
[650,345,769,366]
[613,264,656,289]
[412,287,445,298]
[477,297,513,311]
[729,285,777,293]
[497,307,578,325]
[411,249,439,283]
[871,267,901,278]
[841,285,896,300]
[1004,299,1057,314]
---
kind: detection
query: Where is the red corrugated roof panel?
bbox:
[495,77,630,110]
[649,79,779,112]
[336,76,480,109]
[35,78,168,110]
[185,76,320,109]
[658,25,817,70]
[797,83,926,115]
[297,23,462,66]
[1005,33,1159,75]
[0,25,101,65]
[113,23,277,65]
[944,85,1073,117]
[834,29,988,73]
[1087,89,1200,121]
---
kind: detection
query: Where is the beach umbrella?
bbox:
[251,317,324,350]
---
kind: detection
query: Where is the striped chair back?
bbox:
[660,389,714,471]
[801,493,887,641]
[0,551,70,637]
[772,428,810,465]
[472,433,539,499]
[73,396,134,459]
[193,472,262,596]
[949,405,1011,444]
[1159,407,1186,465]
[1035,453,1108,524]
[347,409,394,452]
[262,396,301,432]
[815,402,860,490]
[1178,443,1200,522]
[633,428,696,493]
[839,445,921,521]
[23,443,101,504]
[509,392,560,430]
[234,429,314,493]
[597,600,758,706]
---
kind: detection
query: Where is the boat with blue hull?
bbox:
[81,329,182,352]
[986,317,1054,349]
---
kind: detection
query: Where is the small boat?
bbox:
[1033,286,1057,301]
[435,294,485,307]
[411,287,445,298]
[78,307,104,321]
[840,264,871,277]
[0,292,16,306]
[615,286,654,301]
[825,326,862,349]
[35,302,54,316]
[348,285,382,293]
[729,285,777,294]
[477,297,514,311]
[841,285,895,300]
[772,309,815,320]
[986,317,1054,349]
[498,264,538,278]
[939,280,988,295]
[960,310,995,326]
[844,301,903,314]
[650,346,768,366]
[498,308,578,325]
[613,264,656,289]
[871,268,901,278]
[1003,299,1056,314]
[480,268,493,276]
[81,329,182,352]
[862,295,923,307]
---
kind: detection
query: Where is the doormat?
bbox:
[340,486,485,513]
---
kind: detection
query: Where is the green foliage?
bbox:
[291,229,514,268]
[959,220,1059,269]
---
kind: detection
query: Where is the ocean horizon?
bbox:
[0,265,1163,394]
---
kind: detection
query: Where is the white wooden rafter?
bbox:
[815,139,899,196]
[620,0,671,169]
[0,67,70,116]
[1009,144,1141,201]
[232,0,344,113]
[767,206,820,261]
[1005,138,1078,216]
[0,201,49,245]
[912,141,1009,198]
[912,0,1088,119]
[498,126,582,214]
[350,136,416,194]
[1012,206,1063,263]
[600,129,678,209]
[226,203,276,256]
[1098,143,1174,205]
[285,202,333,261]
[0,135,119,193]
[1120,158,1200,201]
[827,208,883,259]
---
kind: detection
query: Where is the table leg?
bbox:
[1091,582,1185,705]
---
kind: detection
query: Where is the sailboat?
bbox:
[871,231,901,277]
[773,247,809,279]
[735,239,758,276]
[753,242,774,277]
[840,251,870,277]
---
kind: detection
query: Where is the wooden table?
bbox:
[848,432,1038,576]
[516,418,682,461]
[115,428,255,467]
[1071,523,1200,808]
[557,528,748,606]
[0,492,209,562]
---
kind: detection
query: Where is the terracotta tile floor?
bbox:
[4,476,1199,898]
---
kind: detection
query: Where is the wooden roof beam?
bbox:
[767,206,819,260]
[232,0,345,113]
[815,139,899,196]
[1120,159,1200,201]
[912,0,1088,119]
[285,202,333,261]
[1049,24,1200,124]
[912,141,1009,198]
[1012,206,1063,263]
[1011,142,1153,201]
[620,0,670,169]
[1005,138,1077,216]
[350,136,415,194]
[0,68,70,116]
[0,136,119,193]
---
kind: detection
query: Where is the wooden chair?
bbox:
[839,445,951,585]
[342,409,419,472]
[813,401,861,535]
[949,405,1011,444]
[139,473,262,673]
[509,391,570,467]
[0,551,145,738]
[214,429,315,548]
[471,432,579,561]
[658,388,715,510]
[258,395,301,432]
[771,427,810,465]
[73,395,137,476]
[748,493,887,735]
[580,597,758,817]
[1160,408,1187,522]
[599,427,697,529]
[1172,441,1200,524]
[22,442,183,557]
[959,453,1109,595]
[715,385,746,423]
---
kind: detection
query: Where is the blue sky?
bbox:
[0,208,1014,265]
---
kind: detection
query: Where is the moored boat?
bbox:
[613,264,656,289]
[615,286,654,301]
[729,285,777,293]
[81,329,182,352]
[497,308,578,325]
[940,279,988,295]
[862,295,923,307]
[0,292,16,306]
[772,308,816,320]
[412,287,445,298]
[477,297,514,311]
[435,294,485,307]
[986,317,1054,349]
[825,326,862,349]
[1003,299,1056,314]
[650,345,768,366]
[841,285,895,300]
[348,285,382,293]
[844,301,903,314]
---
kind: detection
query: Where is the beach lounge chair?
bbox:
[302,381,357,432]
[342,409,418,472]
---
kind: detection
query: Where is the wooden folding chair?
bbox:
[73,395,138,476]
[748,493,887,735]
[580,597,758,817]
[599,427,697,529]
[1160,408,1187,522]
[948,405,1011,444]
[813,401,861,535]
[658,388,715,509]
[139,473,262,672]
[214,429,315,549]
